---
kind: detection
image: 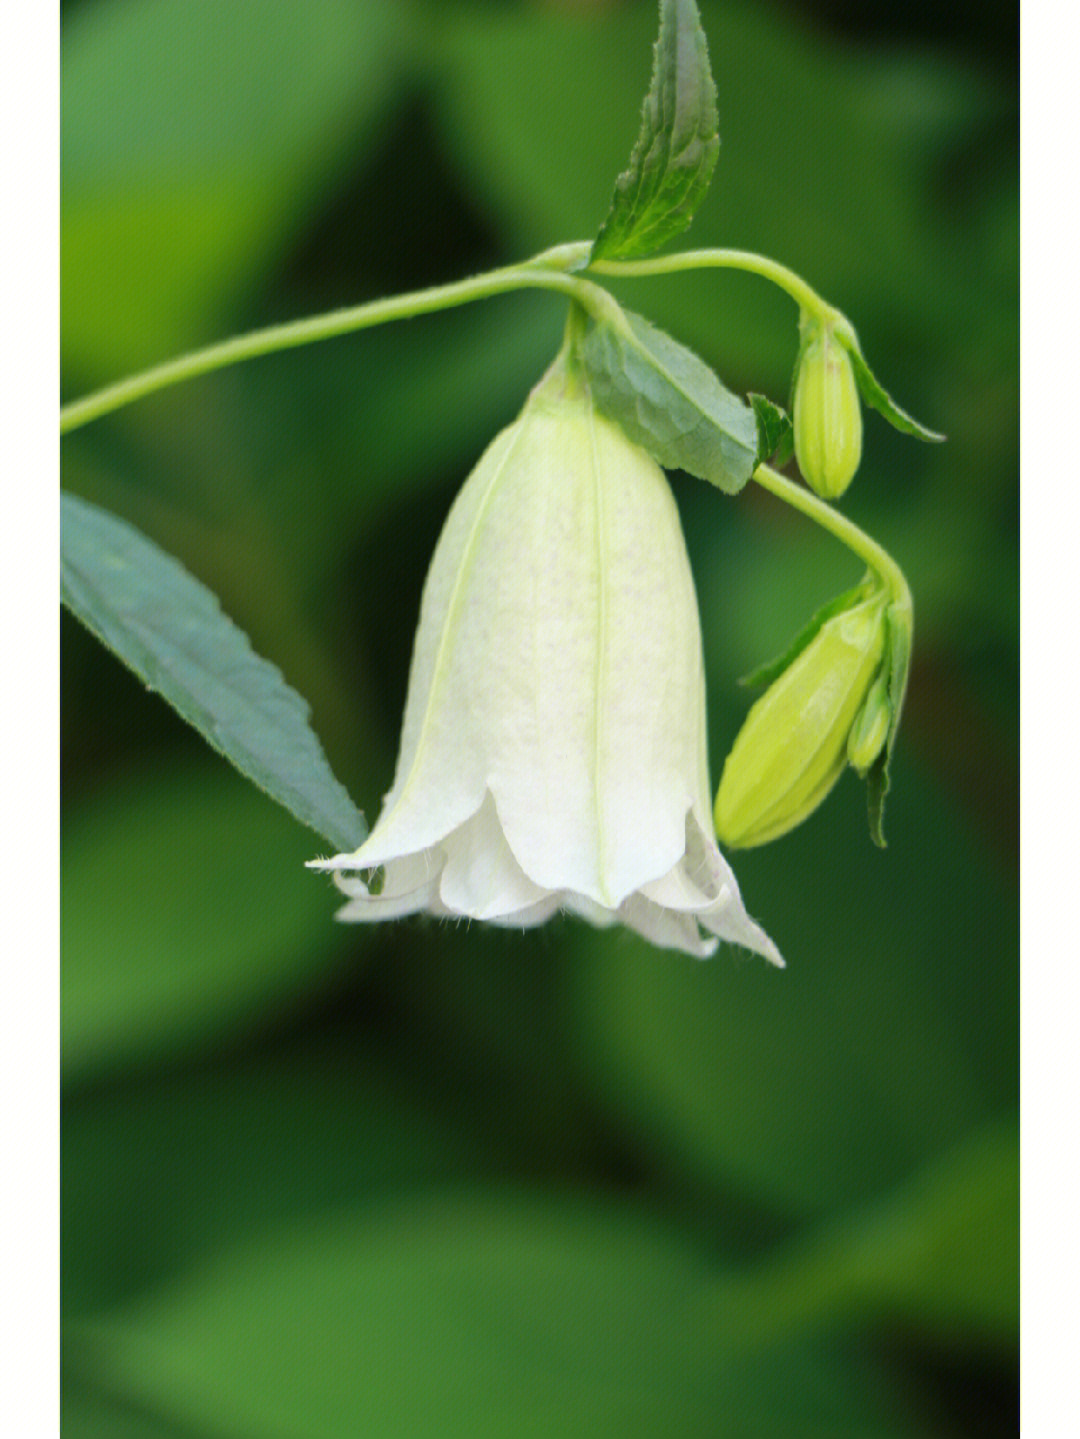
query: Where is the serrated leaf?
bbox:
[581,310,758,493]
[749,393,794,467]
[839,334,945,442]
[739,579,875,689]
[60,493,365,854]
[866,601,913,846]
[591,0,719,262]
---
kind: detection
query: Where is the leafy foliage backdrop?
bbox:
[62,1,1017,1433]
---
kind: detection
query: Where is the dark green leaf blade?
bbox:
[60,493,365,854]
[582,310,758,493]
[749,393,794,467]
[591,0,719,262]
[839,335,945,442]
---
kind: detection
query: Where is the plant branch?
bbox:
[751,463,911,612]
[60,259,616,435]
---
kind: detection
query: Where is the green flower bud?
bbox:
[714,594,888,848]
[793,320,863,499]
[846,670,891,775]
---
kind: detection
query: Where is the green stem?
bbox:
[752,463,911,612]
[60,259,616,435]
[584,246,834,322]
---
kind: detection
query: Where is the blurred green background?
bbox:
[61,0,1017,1434]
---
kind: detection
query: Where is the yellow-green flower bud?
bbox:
[793,321,863,500]
[714,594,888,847]
[846,670,891,775]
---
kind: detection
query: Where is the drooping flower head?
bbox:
[309,364,781,964]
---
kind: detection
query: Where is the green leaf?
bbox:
[749,392,795,467]
[591,0,719,262]
[866,601,913,846]
[62,1016,511,1315]
[65,1190,941,1437]
[839,332,945,442]
[581,310,758,493]
[570,755,1015,1219]
[61,762,355,1080]
[60,1379,180,1439]
[60,493,365,855]
[697,1117,1017,1353]
[62,0,410,380]
[739,580,874,689]
[839,1115,1017,1349]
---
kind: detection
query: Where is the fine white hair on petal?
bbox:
[486,895,564,930]
[561,892,620,930]
[700,898,785,968]
[334,881,439,923]
[328,849,439,899]
[617,894,718,959]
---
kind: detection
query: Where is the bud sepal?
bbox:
[847,669,891,775]
[737,576,877,691]
[864,598,913,847]
[830,315,946,445]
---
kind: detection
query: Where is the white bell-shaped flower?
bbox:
[310,369,781,964]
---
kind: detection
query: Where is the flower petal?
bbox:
[617,894,718,959]
[329,848,440,896]
[562,893,619,929]
[334,877,439,923]
[309,383,781,965]
[639,814,784,965]
[639,812,727,909]
[318,849,443,922]
[486,894,563,929]
[325,423,536,872]
[487,402,705,907]
[698,895,785,968]
[438,794,549,920]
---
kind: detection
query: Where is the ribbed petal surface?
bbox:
[309,381,781,966]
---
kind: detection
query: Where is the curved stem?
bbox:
[586,247,834,322]
[751,463,911,612]
[60,260,615,435]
